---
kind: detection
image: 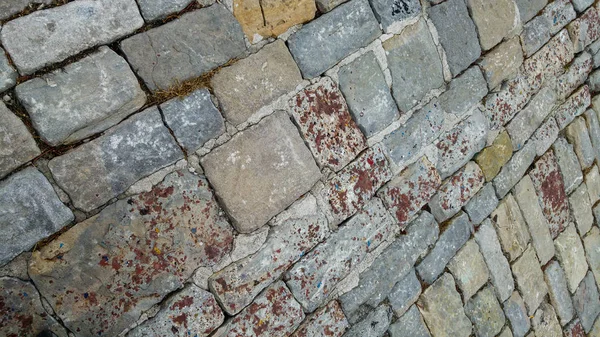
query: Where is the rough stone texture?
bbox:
[429,162,485,222]
[556,52,593,100]
[338,51,399,137]
[315,0,346,12]
[572,271,600,332]
[494,141,537,199]
[491,194,531,262]
[584,227,600,290]
[506,86,557,151]
[479,37,524,90]
[484,75,535,130]
[553,137,584,195]
[233,0,316,43]
[566,116,596,169]
[127,285,223,337]
[48,107,183,212]
[570,183,594,236]
[503,292,531,337]
[0,0,53,21]
[475,219,515,301]
[136,0,193,21]
[585,108,600,163]
[291,300,349,337]
[476,131,513,182]
[286,198,395,312]
[290,77,367,172]
[0,102,40,180]
[568,7,600,52]
[512,246,548,315]
[514,0,548,23]
[29,171,234,336]
[369,0,420,33]
[464,183,499,225]
[555,86,592,129]
[343,304,392,337]
[121,4,246,90]
[544,260,575,326]
[1,0,143,75]
[417,273,472,337]
[378,157,442,227]
[466,0,518,51]
[521,15,552,57]
[586,165,600,204]
[383,19,444,112]
[161,88,225,153]
[464,286,506,337]
[438,66,488,116]
[531,117,560,156]
[389,305,432,337]
[388,270,422,317]
[202,111,320,233]
[0,48,16,93]
[574,0,594,12]
[532,302,563,337]
[211,40,303,126]
[0,277,67,337]
[554,224,589,293]
[16,47,146,146]
[0,167,73,266]
[447,240,489,302]
[564,320,587,337]
[287,0,381,79]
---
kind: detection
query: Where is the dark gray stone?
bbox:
[369,0,421,33]
[388,270,421,317]
[388,305,432,337]
[514,0,548,23]
[503,292,531,337]
[572,271,600,333]
[438,66,488,116]
[344,304,392,337]
[464,287,506,337]
[137,0,194,21]
[464,183,498,225]
[0,48,16,93]
[0,102,40,180]
[544,260,575,326]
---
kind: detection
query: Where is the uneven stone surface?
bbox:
[438,66,488,116]
[464,183,499,225]
[343,304,392,337]
[494,141,536,198]
[389,305,431,337]
[503,292,531,337]
[568,7,600,52]
[491,194,531,262]
[554,224,589,293]
[586,165,600,204]
[585,108,600,162]
[572,271,600,332]
[0,0,53,21]
[388,269,422,317]
[475,219,515,301]
[584,227,600,289]
[476,131,513,182]
[506,86,557,151]
[511,246,548,315]
[544,260,575,326]
[464,286,506,337]
[291,300,349,337]
[515,0,548,23]
[569,182,594,235]
[0,102,40,179]
[532,302,563,337]
[521,15,552,57]
[0,48,17,93]
[566,116,596,169]
[555,85,592,130]
[479,37,524,90]
[466,0,518,51]
[556,52,593,100]
[532,117,560,155]
[447,240,489,302]
[553,137,584,194]
[564,320,586,337]
[137,0,194,21]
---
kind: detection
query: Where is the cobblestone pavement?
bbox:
[2,0,600,336]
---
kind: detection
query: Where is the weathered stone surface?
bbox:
[484,75,535,130]
[0,102,40,180]
[529,151,570,238]
[212,40,303,125]
[1,0,143,75]
[0,48,16,93]
[476,131,513,182]
[586,165,600,204]
[291,300,348,337]
[590,70,600,92]
[0,277,67,337]
[544,260,575,326]
[506,86,557,151]
[49,107,183,212]
[512,246,548,315]
[585,108,600,163]
[494,141,537,198]
[570,183,594,236]
[378,157,442,226]
[417,273,472,337]
[556,52,593,100]
[555,86,591,129]
[447,240,489,302]
[464,286,506,337]
[466,0,518,50]
[290,77,367,171]
[553,137,584,195]
[417,212,472,284]
[584,227,600,290]
[343,304,392,337]
[161,88,225,153]
[139,0,194,21]
[566,116,596,169]
[16,47,146,146]
[514,0,547,23]
[479,37,524,90]
[523,29,575,91]
[475,219,515,301]
[369,0,420,33]
[128,285,223,337]
[121,4,246,91]
[286,198,395,312]
[574,0,594,12]
[315,0,345,12]
[29,171,234,336]
[0,0,53,21]
[544,0,576,34]
[287,0,381,79]
[568,7,600,52]
[532,302,563,337]
[383,19,444,112]
[429,162,485,222]
[438,66,488,115]
[531,117,560,156]
[388,269,422,317]
[520,15,552,57]
[389,305,432,337]
[572,272,600,332]
[0,167,73,266]
[234,0,316,43]
[338,51,399,137]
[555,224,589,293]
[491,194,531,262]
[202,111,320,233]
[564,320,586,337]
[464,183,499,225]
[503,292,531,337]
[436,110,489,178]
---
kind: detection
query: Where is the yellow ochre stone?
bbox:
[476,131,513,182]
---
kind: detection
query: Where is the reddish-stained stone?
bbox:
[568,7,600,52]
[377,157,442,227]
[484,75,534,130]
[555,85,592,129]
[290,77,367,171]
[28,171,234,337]
[323,144,393,225]
[564,319,586,337]
[528,151,570,238]
[556,52,593,100]
[291,300,349,337]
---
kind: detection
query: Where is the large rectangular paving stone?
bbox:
[479,37,523,90]
[0,102,40,179]
[285,198,395,312]
[438,66,487,116]
[512,246,548,315]
[491,194,531,262]
[553,137,584,195]
[49,107,184,212]
[0,167,73,266]
[28,171,234,336]
[572,272,600,332]
[291,300,349,337]
[0,0,53,21]
[568,7,600,52]
[506,86,557,151]
[16,46,146,146]
[287,0,381,79]
[555,224,589,293]
[202,111,320,233]
[493,141,536,198]
[121,4,246,91]
[475,219,515,301]
[0,0,143,75]
[544,260,575,326]
[447,239,489,302]
[388,270,422,317]
[555,86,591,130]
[464,286,506,337]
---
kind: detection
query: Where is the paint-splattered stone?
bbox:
[0,48,16,93]
[383,19,445,112]
[209,195,328,315]
[554,224,589,293]
[532,302,563,337]
[343,304,392,337]
[233,0,316,43]
[389,305,431,337]
[584,227,600,289]
[566,116,596,169]
[48,107,184,212]
[285,198,395,312]
[436,110,489,179]
[287,0,381,79]
[564,320,586,337]
[556,52,593,100]
[531,117,560,156]
[418,273,472,337]
[447,240,489,302]
[212,40,303,125]
[484,75,535,130]
[506,87,557,151]
[291,300,349,337]
[464,183,499,225]
[0,102,40,180]
[388,270,422,317]
[121,4,246,90]
[136,0,194,21]
[572,272,600,332]
[323,145,392,225]
[16,47,146,146]
[479,37,523,90]
[503,292,531,337]
[438,66,488,116]
[568,7,600,52]
[0,167,74,266]
[464,286,506,337]
[466,0,518,51]
[555,86,592,129]
[201,111,320,233]
[494,141,536,198]
[475,219,515,301]
[0,277,68,337]
[475,131,513,182]
[512,246,548,315]
[377,157,442,227]
[514,0,547,23]
[570,183,594,236]
[544,260,575,326]
[553,137,584,194]
[28,171,234,336]
[128,285,223,337]
[429,162,485,222]
[491,194,531,262]
[528,151,570,238]
[370,0,420,33]
[545,0,577,34]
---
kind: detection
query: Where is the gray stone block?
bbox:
[464,287,506,337]
[573,0,594,12]
[479,37,523,90]
[553,137,583,195]
[584,227,600,290]
[503,292,531,337]
[512,246,548,315]
[0,0,53,21]
[369,0,421,33]
[572,272,600,332]
[555,224,589,293]
[388,305,432,337]
[0,48,16,93]
[464,183,499,225]
[532,302,562,337]
[447,240,489,302]
[466,0,519,51]
[438,66,488,116]
[137,0,194,21]
[544,260,575,326]
[0,102,40,180]
[388,270,421,317]
[287,0,381,79]
[514,0,548,23]
[566,116,596,170]
[585,108,600,164]
[570,183,594,236]
[506,86,557,151]
[521,15,552,57]
[493,141,537,198]
[343,304,392,337]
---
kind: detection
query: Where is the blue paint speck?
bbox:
[317,281,322,288]
[84,293,89,299]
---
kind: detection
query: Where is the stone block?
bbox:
[316,0,346,12]
[564,320,587,337]
[520,14,552,57]
[570,183,594,236]
[544,0,577,35]
[137,0,193,21]
[291,300,349,337]
[556,52,593,100]
[369,0,421,33]
[466,0,518,51]
[585,108,600,163]
[476,131,513,182]
[491,194,531,261]
[0,48,16,93]
[514,0,547,23]
[437,65,488,116]
[388,270,422,317]
[447,240,489,302]
[511,246,548,315]
[506,86,557,151]
[290,77,367,172]
[388,305,432,337]
[287,0,381,78]
[121,4,246,90]
[532,302,563,337]
[503,292,531,337]
[343,304,392,337]
[544,260,575,326]
[464,286,506,337]
[531,117,560,156]
[554,224,589,293]
[584,227,600,290]
[555,86,592,130]
[0,102,40,179]
[568,7,600,52]
[479,37,524,90]
[590,70,600,92]
[553,137,584,195]
[475,219,515,301]
[566,116,596,169]
[464,183,499,225]
[0,0,53,21]
[494,141,536,198]
[574,0,594,12]
[572,272,600,332]
[587,165,600,204]
[484,75,534,130]
[16,47,146,146]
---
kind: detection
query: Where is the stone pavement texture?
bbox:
[2,0,600,336]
